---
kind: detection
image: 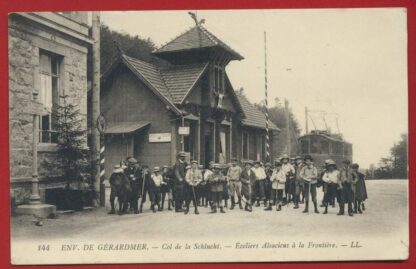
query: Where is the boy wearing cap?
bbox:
[281,155,295,205]
[351,163,368,214]
[300,155,319,214]
[338,160,354,216]
[209,164,226,213]
[241,160,256,212]
[184,160,202,214]
[204,161,214,208]
[227,158,243,210]
[150,167,163,213]
[293,156,304,209]
[265,161,286,211]
[252,161,267,207]
[161,165,173,211]
[321,160,340,214]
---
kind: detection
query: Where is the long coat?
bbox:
[353,171,368,201]
[241,169,256,198]
[173,160,187,192]
[109,172,132,200]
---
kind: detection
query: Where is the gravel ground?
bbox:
[11,180,408,242]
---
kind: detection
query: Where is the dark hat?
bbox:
[342,159,351,164]
[178,152,187,157]
[127,157,138,164]
[275,161,282,167]
[351,163,359,169]
[304,155,313,161]
[142,164,149,169]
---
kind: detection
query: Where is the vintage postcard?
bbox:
[9,8,408,264]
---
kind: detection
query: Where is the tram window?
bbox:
[301,140,309,154]
[333,142,342,155]
[310,137,320,154]
[320,140,329,154]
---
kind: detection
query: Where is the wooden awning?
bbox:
[105,121,150,134]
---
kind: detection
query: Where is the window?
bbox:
[301,139,309,154]
[39,51,61,143]
[219,130,227,164]
[242,132,249,159]
[213,64,224,93]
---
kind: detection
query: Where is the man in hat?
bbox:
[252,160,267,207]
[150,166,163,212]
[108,164,131,215]
[124,157,141,214]
[184,160,202,214]
[138,164,151,212]
[300,155,319,213]
[241,160,256,212]
[227,157,243,210]
[293,156,305,209]
[338,159,354,216]
[281,154,295,205]
[265,161,286,211]
[172,152,187,212]
[321,160,340,214]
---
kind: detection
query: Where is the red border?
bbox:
[1,0,414,268]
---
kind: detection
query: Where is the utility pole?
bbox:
[305,106,309,134]
[91,11,101,206]
[285,99,291,156]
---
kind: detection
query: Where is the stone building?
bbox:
[9,12,93,205]
[101,24,280,176]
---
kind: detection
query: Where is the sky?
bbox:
[100,8,408,169]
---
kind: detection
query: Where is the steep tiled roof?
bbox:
[160,63,208,103]
[154,25,243,60]
[122,55,173,102]
[236,93,280,131]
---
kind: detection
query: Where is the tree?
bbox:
[49,95,90,188]
[373,133,408,179]
[390,133,408,178]
[100,24,169,73]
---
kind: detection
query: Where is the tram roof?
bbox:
[299,132,351,144]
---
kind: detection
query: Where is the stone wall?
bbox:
[9,14,89,204]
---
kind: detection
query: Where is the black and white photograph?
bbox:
[9,9,408,264]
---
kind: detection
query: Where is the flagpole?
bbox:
[264,31,270,163]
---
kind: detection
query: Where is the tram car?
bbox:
[298,130,352,171]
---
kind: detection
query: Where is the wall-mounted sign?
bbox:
[178,126,190,135]
[149,133,171,143]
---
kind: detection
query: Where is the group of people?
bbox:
[108,152,368,217]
